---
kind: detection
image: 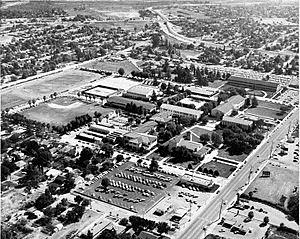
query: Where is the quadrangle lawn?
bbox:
[217,148,248,162]
[22,97,114,126]
[1,69,101,110]
[244,163,299,207]
[246,107,287,120]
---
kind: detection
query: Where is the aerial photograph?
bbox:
[0,0,299,238]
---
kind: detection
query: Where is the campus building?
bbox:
[124,132,157,150]
[228,76,280,92]
[106,96,156,113]
[123,84,160,101]
[160,104,203,120]
[221,116,253,130]
[211,95,245,119]
[185,86,219,102]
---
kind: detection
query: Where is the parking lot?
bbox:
[80,162,180,213]
[276,89,298,106]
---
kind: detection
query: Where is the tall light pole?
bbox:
[218,198,226,220]
[248,165,253,184]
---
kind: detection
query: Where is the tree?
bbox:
[81,199,90,207]
[74,195,83,205]
[101,143,113,158]
[263,216,269,225]
[157,222,170,234]
[213,170,219,177]
[101,177,110,190]
[248,211,254,220]
[200,134,210,144]
[149,159,159,172]
[211,132,223,147]
[116,154,124,162]
[35,189,55,210]
[251,96,258,108]
[151,33,161,48]
[151,90,157,102]
[119,218,129,226]
[118,68,125,76]
[161,82,167,90]
[287,192,299,223]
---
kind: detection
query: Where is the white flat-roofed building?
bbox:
[160,104,203,120]
[221,116,253,130]
[84,86,118,98]
[123,84,160,101]
[180,173,214,191]
[185,86,219,102]
[179,98,205,110]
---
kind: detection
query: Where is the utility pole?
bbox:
[218,199,226,220]
[269,141,274,159]
[248,165,253,184]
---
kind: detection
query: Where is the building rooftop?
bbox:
[229,76,279,87]
[126,84,158,96]
[181,173,214,187]
[134,121,158,134]
[125,132,157,145]
[228,95,245,105]
[213,102,233,115]
[177,138,203,152]
[150,112,173,123]
[222,116,253,126]
[160,104,203,117]
[107,96,156,111]
[185,86,219,97]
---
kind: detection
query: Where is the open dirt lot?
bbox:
[244,163,299,206]
[1,70,101,110]
[82,59,140,75]
[22,97,113,126]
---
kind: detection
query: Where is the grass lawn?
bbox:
[167,157,200,170]
[82,59,140,75]
[217,148,248,162]
[198,160,236,178]
[246,107,287,120]
[146,151,164,161]
[22,97,113,126]
[244,163,299,206]
[1,69,100,110]
[257,100,286,110]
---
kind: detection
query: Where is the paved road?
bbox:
[179,107,299,239]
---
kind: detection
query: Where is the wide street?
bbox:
[179,107,299,239]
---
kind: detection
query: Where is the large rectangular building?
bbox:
[106,96,156,113]
[221,116,253,130]
[185,86,219,102]
[123,84,160,101]
[228,76,280,92]
[160,104,203,120]
[211,95,245,119]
